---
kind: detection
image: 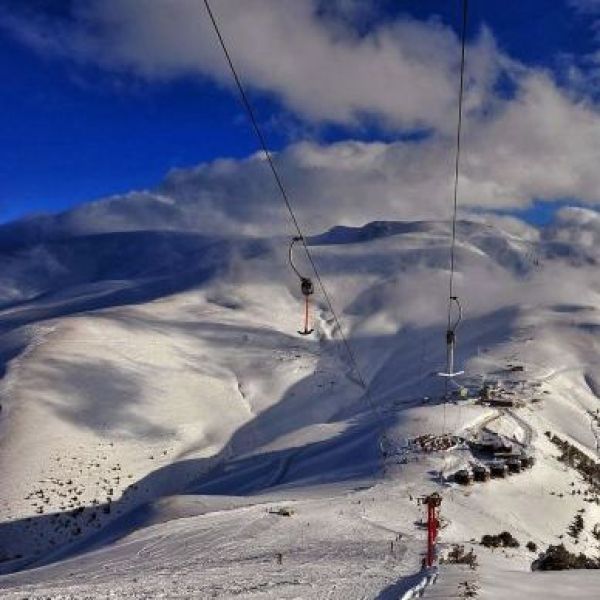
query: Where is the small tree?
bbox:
[568,514,584,540]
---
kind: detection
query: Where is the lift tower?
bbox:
[421,493,442,568]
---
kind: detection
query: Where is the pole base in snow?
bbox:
[298,329,314,336]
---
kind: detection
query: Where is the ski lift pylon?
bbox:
[288,236,314,335]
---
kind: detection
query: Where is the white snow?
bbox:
[1,212,600,598]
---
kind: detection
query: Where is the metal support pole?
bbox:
[446,333,455,380]
[304,296,309,333]
[423,493,442,568]
[427,502,435,567]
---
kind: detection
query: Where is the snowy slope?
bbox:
[1,204,600,598]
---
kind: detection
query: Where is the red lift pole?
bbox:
[422,493,442,567]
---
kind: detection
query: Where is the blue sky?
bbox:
[1,0,600,225]
[0,29,261,221]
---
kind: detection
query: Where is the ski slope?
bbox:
[1,205,600,598]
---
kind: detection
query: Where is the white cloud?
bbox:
[569,0,600,14]
[152,73,600,235]
[52,75,600,238]
[0,0,505,132]
[543,206,600,249]
[463,74,600,206]
[2,0,600,234]
[562,1,600,94]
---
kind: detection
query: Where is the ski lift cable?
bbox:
[203,0,388,437]
[442,0,469,434]
[447,0,468,318]
[288,236,305,281]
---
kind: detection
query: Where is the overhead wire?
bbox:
[447,0,469,315]
[443,0,469,436]
[203,0,390,446]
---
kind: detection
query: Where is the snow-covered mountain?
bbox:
[0,199,600,598]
